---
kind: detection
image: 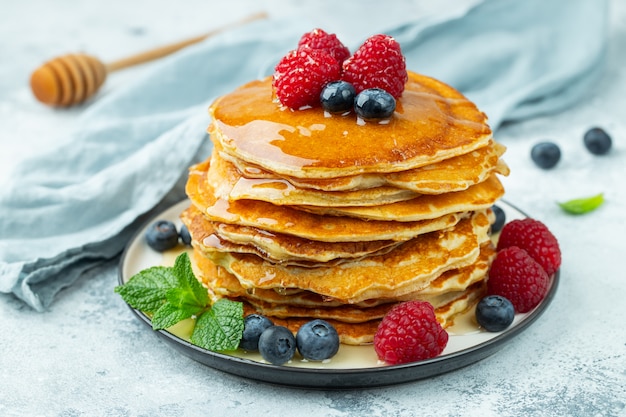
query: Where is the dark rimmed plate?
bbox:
[118,200,559,389]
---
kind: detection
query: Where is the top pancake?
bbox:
[209,71,492,179]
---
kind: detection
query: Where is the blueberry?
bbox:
[354,88,396,120]
[531,141,561,169]
[239,314,274,351]
[179,224,192,246]
[476,295,515,332]
[490,204,506,234]
[145,220,179,252]
[320,81,356,113]
[296,319,340,361]
[258,325,296,365]
[583,127,612,155]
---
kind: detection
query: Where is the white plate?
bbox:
[118,200,559,388]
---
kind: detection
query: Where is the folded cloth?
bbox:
[388,0,608,125]
[0,0,608,311]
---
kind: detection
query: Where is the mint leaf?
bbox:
[558,193,604,214]
[114,266,179,312]
[116,252,245,351]
[165,287,203,308]
[171,252,210,308]
[191,299,244,352]
[151,301,204,331]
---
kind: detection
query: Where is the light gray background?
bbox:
[1,1,624,416]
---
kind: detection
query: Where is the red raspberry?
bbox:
[497,218,561,276]
[488,246,550,313]
[297,28,350,64]
[273,48,341,109]
[374,301,448,365]
[341,34,408,98]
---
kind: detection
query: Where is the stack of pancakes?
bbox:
[182,71,509,345]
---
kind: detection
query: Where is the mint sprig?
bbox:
[191,299,245,352]
[115,252,243,352]
[113,265,178,312]
[558,193,604,215]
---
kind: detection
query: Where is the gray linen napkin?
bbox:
[0,0,608,311]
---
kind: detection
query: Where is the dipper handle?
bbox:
[30,12,267,107]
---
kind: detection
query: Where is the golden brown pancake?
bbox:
[182,67,509,347]
[209,150,421,207]
[181,205,402,265]
[201,210,492,304]
[210,71,492,178]
[186,160,469,242]
[238,282,487,345]
[295,174,504,221]
[193,243,495,308]
[193,251,489,345]
[220,141,509,194]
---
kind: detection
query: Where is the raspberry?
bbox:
[497,218,561,276]
[297,28,350,64]
[341,34,408,98]
[373,301,448,365]
[273,48,341,109]
[488,246,550,313]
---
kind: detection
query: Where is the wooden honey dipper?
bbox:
[30,12,267,107]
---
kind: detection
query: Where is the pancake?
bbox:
[193,251,489,345]
[214,222,402,265]
[209,150,421,207]
[195,149,504,222]
[220,140,509,194]
[182,63,509,348]
[384,143,509,194]
[240,302,385,345]
[210,71,492,179]
[241,284,483,323]
[239,282,486,345]
[186,159,468,242]
[202,210,492,304]
[182,205,402,265]
[194,242,495,308]
[295,174,504,221]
